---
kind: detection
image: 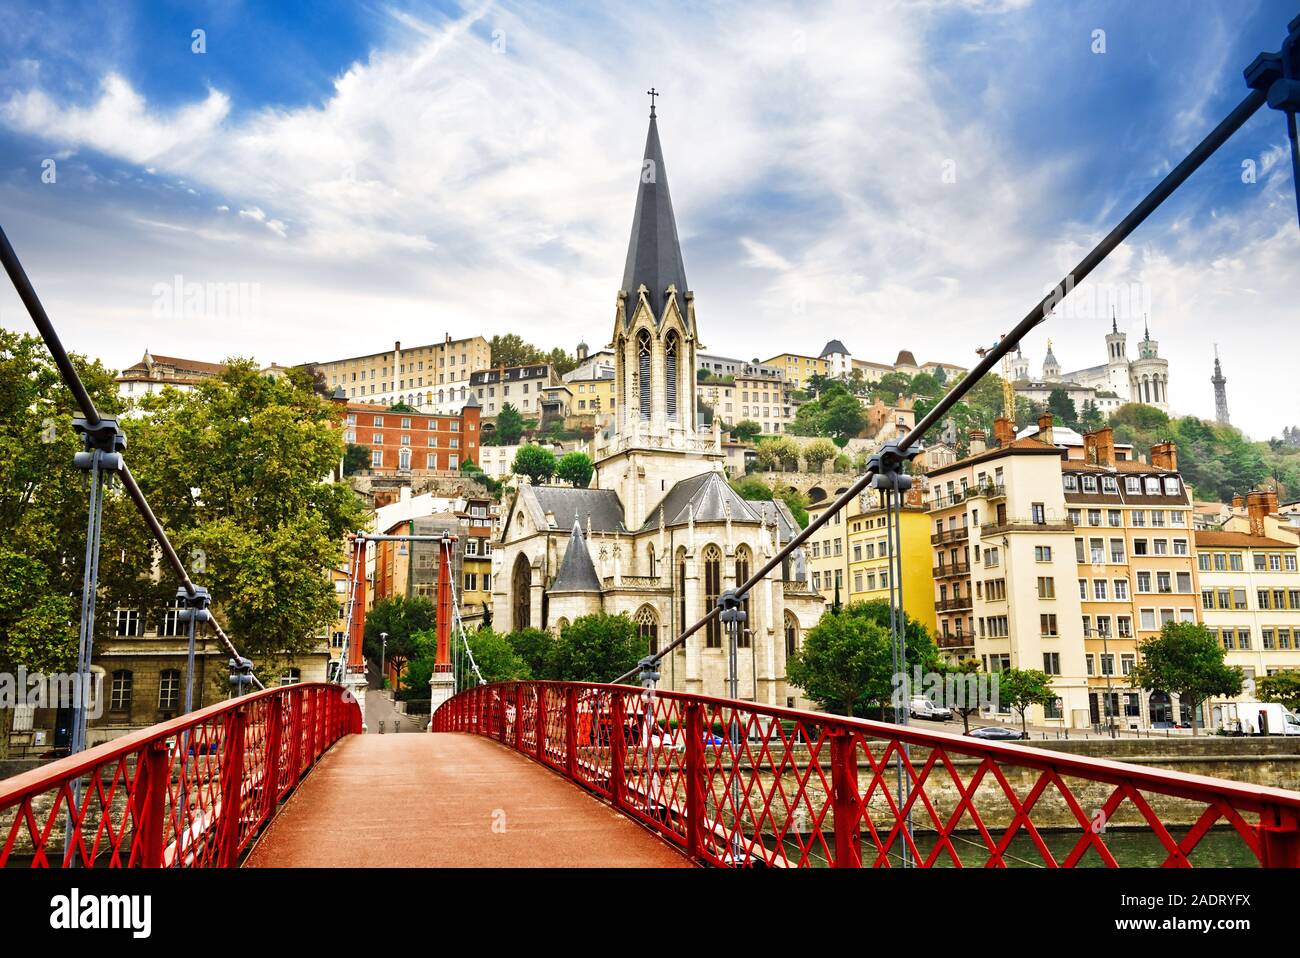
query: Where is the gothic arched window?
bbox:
[637,328,652,421]
[734,546,752,649]
[634,605,659,655]
[703,545,722,649]
[784,611,799,660]
[664,330,679,423]
[676,547,688,635]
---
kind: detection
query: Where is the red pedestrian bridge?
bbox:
[3,680,1299,869]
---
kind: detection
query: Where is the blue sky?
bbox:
[0,0,1297,436]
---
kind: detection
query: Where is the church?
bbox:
[1010,316,1171,415]
[490,101,825,705]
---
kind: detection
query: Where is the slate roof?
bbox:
[639,471,763,531]
[819,339,850,358]
[620,113,690,327]
[517,485,626,535]
[550,521,604,592]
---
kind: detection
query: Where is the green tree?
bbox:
[489,334,538,369]
[1079,399,1105,433]
[729,475,809,528]
[871,372,912,405]
[126,360,365,658]
[364,595,436,685]
[1256,671,1300,713]
[555,451,594,488]
[512,444,556,485]
[943,658,991,734]
[507,627,554,677]
[997,668,1057,736]
[494,402,525,445]
[547,613,642,681]
[1045,389,1078,431]
[732,420,762,443]
[802,438,838,472]
[1129,622,1244,735]
[460,626,531,683]
[787,601,939,716]
[787,611,887,716]
[343,442,370,476]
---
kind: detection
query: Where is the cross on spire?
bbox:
[647,87,658,118]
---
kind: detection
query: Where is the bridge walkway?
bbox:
[242,732,691,868]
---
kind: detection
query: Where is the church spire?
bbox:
[621,94,689,328]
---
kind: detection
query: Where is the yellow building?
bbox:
[847,494,936,634]
[805,490,936,634]
[568,369,617,417]
[762,352,828,389]
[1196,529,1300,728]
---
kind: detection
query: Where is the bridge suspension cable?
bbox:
[614,82,1275,685]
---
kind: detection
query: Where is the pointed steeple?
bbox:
[550,520,603,592]
[621,97,689,328]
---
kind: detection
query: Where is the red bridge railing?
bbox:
[432,682,1300,868]
[0,682,361,867]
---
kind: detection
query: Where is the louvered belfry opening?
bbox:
[637,328,652,420]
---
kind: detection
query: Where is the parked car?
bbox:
[967,725,1027,740]
[909,698,953,721]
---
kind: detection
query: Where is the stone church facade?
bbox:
[490,104,824,705]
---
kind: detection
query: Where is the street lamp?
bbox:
[380,631,388,690]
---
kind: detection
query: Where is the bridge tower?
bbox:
[429,535,457,712]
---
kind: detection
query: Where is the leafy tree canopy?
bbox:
[555,451,594,488]
[547,613,643,681]
[511,443,556,485]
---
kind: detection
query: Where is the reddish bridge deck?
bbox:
[242,733,691,868]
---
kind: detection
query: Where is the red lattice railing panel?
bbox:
[0,682,361,868]
[431,682,1300,868]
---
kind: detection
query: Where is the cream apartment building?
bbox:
[1196,528,1300,728]
[926,418,1090,728]
[311,335,490,413]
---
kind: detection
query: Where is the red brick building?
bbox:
[343,396,482,475]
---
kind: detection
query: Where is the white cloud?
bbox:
[0,0,1296,437]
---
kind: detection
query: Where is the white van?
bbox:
[1234,702,1300,736]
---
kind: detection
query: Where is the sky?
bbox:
[0,0,1297,437]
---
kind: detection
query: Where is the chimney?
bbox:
[1262,488,1280,516]
[992,417,1015,447]
[968,429,987,455]
[1092,426,1115,467]
[395,341,401,351]
[1037,412,1054,447]
[1232,493,1245,510]
[1083,431,1097,464]
[1246,491,1268,538]
[1150,440,1178,472]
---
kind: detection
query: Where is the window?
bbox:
[1093,580,1107,600]
[1100,654,1115,676]
[1113,578,1129,600]
[1040,614,1058,636]
[1034,545,1052,562]
[1043,652,1060,675]
[1120,654,1135,676]
[158,670,181,711]
[281,668,302,686]
[635,606,660,655]
[1117,615,1132,638]
[114,609,141,637]
[1139,608,1156,630]
[703,546,722,649]
[1037,577,1055,598]
[1136,571,1151,593]
[109,670,133,711]
[160,599,184,637]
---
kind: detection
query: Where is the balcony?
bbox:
[930,481,1005,510]
[930,526,971,545]
[938,632,973,649]
[932,561,971,578]
[936,596,973,612]
[980,518,1074,536]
